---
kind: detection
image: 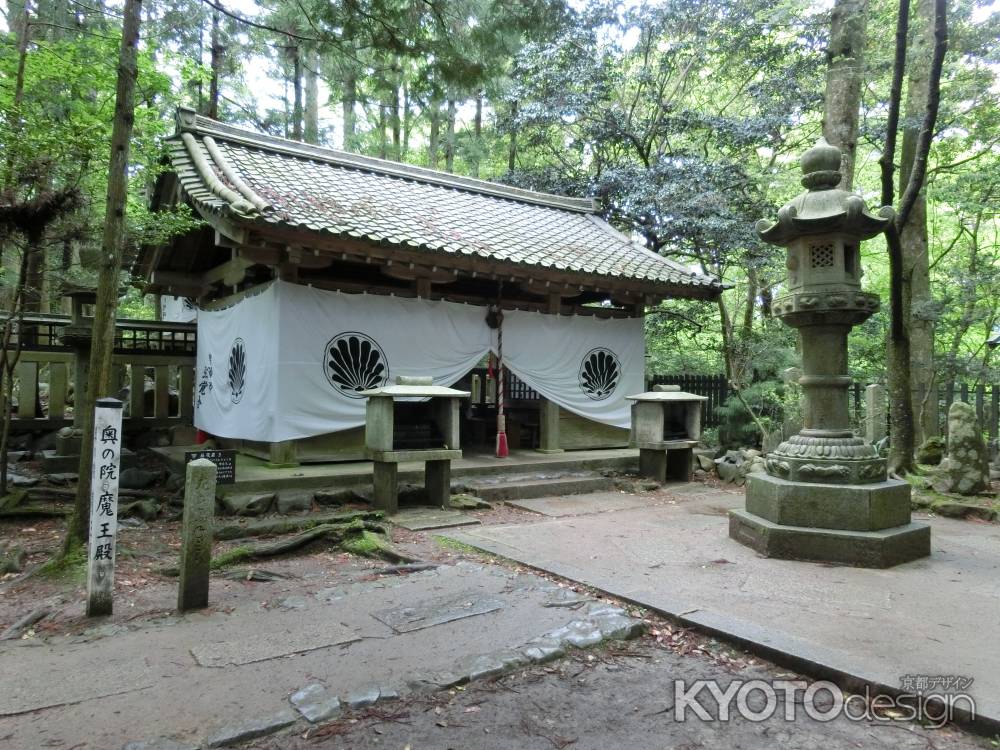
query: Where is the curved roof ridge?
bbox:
[175,107,597,214]
[179,132,260,218]
[202,135,271,213]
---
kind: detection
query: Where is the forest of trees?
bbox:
[1,0,998,475]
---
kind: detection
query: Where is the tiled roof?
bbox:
[163,109,720,296]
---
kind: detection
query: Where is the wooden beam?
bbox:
[201,255,254,287]
[237,245,283,266]
[150,270,209,297]
[190,204,248,245]
[245,225,719,301]
[383,263,458,283]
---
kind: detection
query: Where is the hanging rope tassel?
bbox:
[495,287,508,458]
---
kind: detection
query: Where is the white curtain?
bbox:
[193,284,280,440]
[161,295,197,322]
[194,281,644,441]
[496,310,643,429]
[276,283,490,441]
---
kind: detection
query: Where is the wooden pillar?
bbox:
[539,399,562,453]
[154,365,170,418]
[180,365,195,421]
[372,461,398,514]
[16,362,37,419]
[49,361,68,419]
[129,364,145,419]
[425,459,450,508]
[268,440,298,468]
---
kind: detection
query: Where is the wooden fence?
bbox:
[648,373,729,428]
[5,314,196,432]
[650,372,1000,442]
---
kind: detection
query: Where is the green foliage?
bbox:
[715,379,786,449]
[3,0,1000,402]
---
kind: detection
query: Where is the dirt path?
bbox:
[248,636,991,750]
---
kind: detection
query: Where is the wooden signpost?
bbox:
[86,398,124,617]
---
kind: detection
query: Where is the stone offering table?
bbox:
[729,139,930,567]
[362,376,470,514]
[627,386,706,482]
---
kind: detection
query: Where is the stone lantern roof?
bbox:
[756,139,892,246]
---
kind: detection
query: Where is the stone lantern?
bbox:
[728,139,930,567]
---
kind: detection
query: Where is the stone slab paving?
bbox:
[0,562,624,749]
[152,446,639,493]
[444,486,1000,729]
[390,506,481,530]
[506,490,666,517]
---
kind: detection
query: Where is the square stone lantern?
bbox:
[362,376,470,514]
[627,385,706,482]
[728,139,930,567]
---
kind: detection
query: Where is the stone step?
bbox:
[462,473,617,503]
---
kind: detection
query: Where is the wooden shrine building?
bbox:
[136,108,721,465]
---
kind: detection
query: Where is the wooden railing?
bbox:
[4,314,196,432]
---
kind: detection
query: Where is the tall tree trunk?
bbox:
[881,0,947,474]
[378,101,388,159]
[717,295,736,383]
[428,99,441,168]
[445,98,456,173]
[401,79,411,161]
[389,59,401,161]
[291,44,303,141]
[65,0,142,553]
[342,70,357,151]
[508,100,519,172]
[900,0,937,443]
[822,0,868,189]
[23,243,45,314]
[303,48,319,144]
[471,91,483,178]
[207,11,222,119]
[943,216,981,383]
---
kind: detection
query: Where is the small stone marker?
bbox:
[86,398,123,617]
[178,458,217,612]
[865,384,886,445]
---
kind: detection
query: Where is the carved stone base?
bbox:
[729,509,931,568]
[766,434,885,484]
[745,471,911,531]
[730,472,930,568]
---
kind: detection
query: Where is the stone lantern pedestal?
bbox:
[728,140,930,568]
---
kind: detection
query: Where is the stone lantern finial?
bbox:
[800,138,843,190]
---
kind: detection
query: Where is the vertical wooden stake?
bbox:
[86,397,124,617]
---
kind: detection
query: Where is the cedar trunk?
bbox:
[899,0,937,443]
[65,0,143,552]
[822,0,868,189]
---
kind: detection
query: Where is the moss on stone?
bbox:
[38,544,87,581]
[209,545,254,569]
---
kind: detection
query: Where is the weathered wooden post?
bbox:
[86,397,123,617]
[865,384,886,445]
[177,458,217,612]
